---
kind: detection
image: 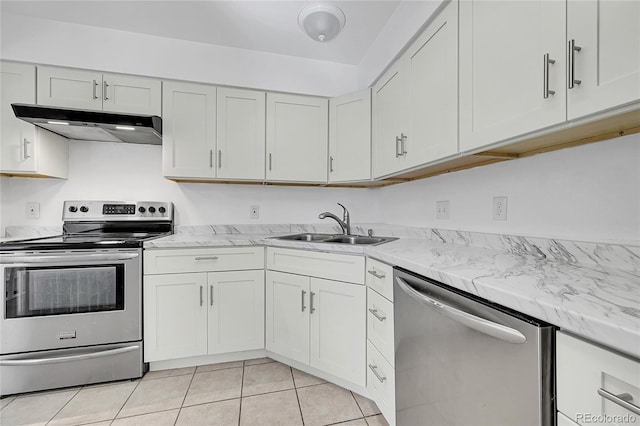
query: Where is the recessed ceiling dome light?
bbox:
[298,3,346,43]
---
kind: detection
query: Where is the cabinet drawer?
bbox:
[366,258,393,301]
[144,247,264,274]
[266,247,364,284]
[557,331,640,424]
[367,340,395,425]
[367,288,394,365]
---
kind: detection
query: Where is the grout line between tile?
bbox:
[112,378,143,421]
[291,367,305,426]
[351,391,365,417]
[44,386,81,425]
[325,417,367,426]
[238,360,245,426]
[0,397,17,411]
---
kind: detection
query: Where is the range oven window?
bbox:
[4,265,125,318]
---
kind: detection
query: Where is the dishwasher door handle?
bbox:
[395,277,527,344]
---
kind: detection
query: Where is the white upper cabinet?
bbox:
[162,81,216,179]
[216,88,266,180]
[459,0,566,152]
[266,93,328,183]
[329,89,371,183]
[37,66,161,115]
[1,62,68,178]
[373,0,459,178]
[567,0,640,120]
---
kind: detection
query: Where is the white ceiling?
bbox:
[1,1,404,65]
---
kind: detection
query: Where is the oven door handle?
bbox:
[1,252,140,264]
[0,345,139,366]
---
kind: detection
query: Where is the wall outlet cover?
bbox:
[250,205,259,220]
[493,196,508,221]
[436,200,450,220]
[26,202,40,219]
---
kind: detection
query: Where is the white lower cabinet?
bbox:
[557,331,640,425]
[144,248,265,363]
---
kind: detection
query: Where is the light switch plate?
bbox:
[436,200,450,220]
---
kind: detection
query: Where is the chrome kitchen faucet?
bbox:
[318,203,351,235]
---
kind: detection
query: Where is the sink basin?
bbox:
[273,233,397,246]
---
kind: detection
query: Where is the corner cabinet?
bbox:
[329,89,371,183]
[143,247,265,362]
[0,62,68,178]
[373,0,458,178]
[37,66,161,115]
[266,93,328,183]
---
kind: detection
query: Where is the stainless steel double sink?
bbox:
[273,233,397,246]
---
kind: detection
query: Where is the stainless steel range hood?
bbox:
[11,104,162,145]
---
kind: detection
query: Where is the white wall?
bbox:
[0,13,359,97]
[378,134,640,245]
[0,140,378,229]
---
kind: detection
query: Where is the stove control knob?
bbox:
[138,207,146,213]
[79,206,89,213]
[158,206,166,214]
[148,206,156,213]
[68,206,78,213]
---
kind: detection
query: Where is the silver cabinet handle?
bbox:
[310,291,316,313]
[209,150,213,168]
[598,388,640,415]
[103,81,109,101]
[395,135,402,157]
[368,308,387,322]
[93,80,99,99]
[23,138,31,159]
[301,290,307,312]
[543,53,556,98]
[195,256,218,261]
[329,156,334,172]
[568,39,582,89]
[210,285,214,306]
[367,269,385,279]
[268,153,272,171]
[368,363,387,383]
[0,345,138,366]
[396,277,527,344]
[200,285,204,306]
[218,150,222,168]
[400,133,407,156]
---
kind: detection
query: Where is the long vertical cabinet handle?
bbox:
[210,285,214,306]
[22,138,31,160]
[543,54,556,98]
[268,153,272,171]
[92,80,99,99]
[310,292,316,313]
[209,150,213,168]
[395,136,402,157]
[568,39,582,89]
[218,150,222,168]
[329,156,334,173]
[199,286,204,306]
[301,290,306,312]
[103,81,109,101]
[400,133,407,156]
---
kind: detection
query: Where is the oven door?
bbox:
[0,249,141,354]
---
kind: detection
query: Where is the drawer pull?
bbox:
[598,388,640,415]
[368,363,387,383]
[195,256,219,261]
[367,269,386,279]
[368,308,387,322]
[310,291,316,314]
[210,285,214,306]
[199,285,204,306]
[301,290,307,312]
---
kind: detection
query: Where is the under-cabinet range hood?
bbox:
[11,104,162,145]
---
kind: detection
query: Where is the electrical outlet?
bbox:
[436,200,450,220]
[250,205,259,220]
[26,202,40,219]
[493,196,508,221]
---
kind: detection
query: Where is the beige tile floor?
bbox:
[0,357,389,426]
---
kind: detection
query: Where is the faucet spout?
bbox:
[318,203,351,235]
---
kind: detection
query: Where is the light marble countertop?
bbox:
[144,227,640,358]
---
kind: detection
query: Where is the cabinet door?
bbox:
[329,89,371,183]
[144,273,208,362]
[265,270,310,365]
[372,60,407,178]
[266,93,328,183]
[309,278,366,386]
[162,81,216,179]
[102,73,162,116]
[37,66,103,110]
[208,270,265,354]
[216,88,266,180]
[405,0,458,167]
[567,1,640,119]
[1,62,37,173]
[459,0,566,152]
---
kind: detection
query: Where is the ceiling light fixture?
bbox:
[298,3,346,43]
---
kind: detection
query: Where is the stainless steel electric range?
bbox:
[0,200,173,396]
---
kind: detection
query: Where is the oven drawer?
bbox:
[367,288,394,365]
[366,258,393,301]
[144,247,265,274]
[557,331,640,424]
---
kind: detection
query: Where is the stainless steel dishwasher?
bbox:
[394,268,555,426]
